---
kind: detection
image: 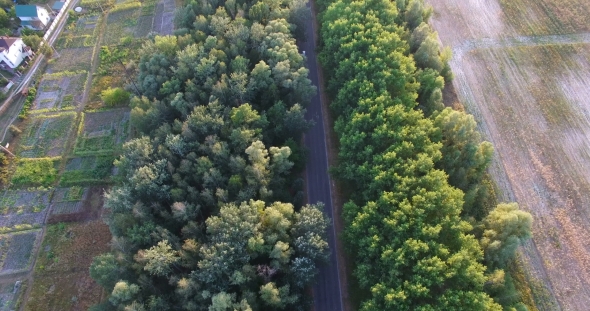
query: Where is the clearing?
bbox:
[427,0,590,310]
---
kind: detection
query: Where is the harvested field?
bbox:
[25,221,111,311]
[18,113,75,158]
[74,109,130,156]
[428,0,590,309]
[500,0,590,35]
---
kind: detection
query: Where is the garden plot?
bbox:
[0,230,41,275]
[56,14,100,49]
[11,158,60,188]
[0,189,50,216]
[103,5,142,45]
[18,113,75,158]
[0,280,26,311]
[153,0,175,35]
[0,189,51,229]
[32,71,87,112]
[47,48,94,73]
[49,187,88,215]
[61,156,114,186]
[25,221,111,311]
[74,109,130,156]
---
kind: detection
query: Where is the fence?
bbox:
[43,0,74,43]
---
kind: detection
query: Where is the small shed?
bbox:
[52,1,65,12]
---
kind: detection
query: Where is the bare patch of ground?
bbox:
[24,221,111,311]
[427,0,590,310]
[428,0,507,46]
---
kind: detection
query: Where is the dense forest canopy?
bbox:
[317,0,532,310]
[90,0,331,310]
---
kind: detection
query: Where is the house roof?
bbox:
[21,20,45,29]
[52,2,65,10]
[15,5,39,17]
[0,37,18,52]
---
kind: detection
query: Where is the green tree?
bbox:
[110,281,140,305]
[0,9,9,28]
[135,240,180,276]
[89,253,122,290]
[22,34,42,51]
[481,203,532,268]
[0,152,8,187]
[433,108,494,217]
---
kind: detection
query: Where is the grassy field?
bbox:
[47,48,94,73]
[25,221,111,311]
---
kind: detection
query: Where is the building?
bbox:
[16,5,51,30]
[0,37,33,69]
[52,1,65,13]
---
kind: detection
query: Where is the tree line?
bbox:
[89,0,331,310]
[317,0,532,310]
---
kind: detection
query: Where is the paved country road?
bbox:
[302,1,345,311]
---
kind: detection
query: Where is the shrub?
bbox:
[100,87,130,106]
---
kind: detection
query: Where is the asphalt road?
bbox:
[302,2,344,311]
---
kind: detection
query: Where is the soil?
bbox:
[48,187,105,224]
[427,0,590,309]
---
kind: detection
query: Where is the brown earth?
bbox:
[24,220,111,311]
[427,0,590,310]
[48,187,106,224]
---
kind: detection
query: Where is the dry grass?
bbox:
[25,221,111,311]
[500,0,590,35]
[47,48,94,73]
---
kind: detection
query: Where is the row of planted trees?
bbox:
[89,0,332,310]
[317,0,532,310]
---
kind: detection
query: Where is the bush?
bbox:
[8,125,21,135]
[101,87,130,106]
[0,152,8,187]
[11,158,58,187]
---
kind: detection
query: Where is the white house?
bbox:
[16,5,51,30]
[0,37,33,69]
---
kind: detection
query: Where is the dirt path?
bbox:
[428,0,590,310]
